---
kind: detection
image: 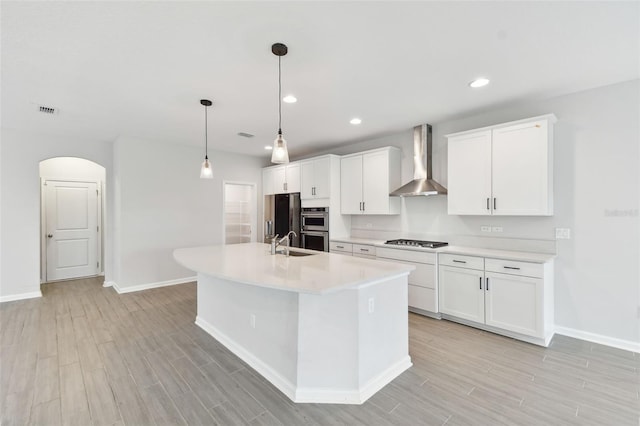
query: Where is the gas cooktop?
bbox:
[384,239,448,249]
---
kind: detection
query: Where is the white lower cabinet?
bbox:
[376,247,438,314]
[439,253,554,346]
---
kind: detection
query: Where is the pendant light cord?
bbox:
[278,55,282,134]
[204,104,209,158]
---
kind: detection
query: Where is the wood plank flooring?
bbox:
[1,277,638,425]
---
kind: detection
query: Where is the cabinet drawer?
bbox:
[353,253,376,259]
[485,258,543,278]
[330,241,352,253]
[353,244,376,256]
[376,247,436,264]
[439,253,484,270]
[409,285,437,313]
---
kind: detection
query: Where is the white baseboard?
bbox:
[103,281,115,288]
[554,326,640,354]
[294,356,413,404]
[196,315,412,404]
[195,315,297,401]
[0,290,43,303]
[113,276,196,294]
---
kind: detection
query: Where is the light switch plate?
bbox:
[555,228,571,239]
[481,226,491,232]
[491,226,503,233]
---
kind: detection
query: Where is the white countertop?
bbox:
[330,237,555,263]
[173,242,414,295]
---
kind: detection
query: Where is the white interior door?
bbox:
[45,180,99,281]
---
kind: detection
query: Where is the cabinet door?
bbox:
[262,168,274,196]
[492,120,550,215]
[447,131,492,215]
[340,155,363,214]
[408,285,437,313]
[286,164,301,193]
[362,151,389,214]
[300,161,315,199]
[273,167,286,194]
[313,156,331,198]
[439,266,484,323]
[484,272,543,338]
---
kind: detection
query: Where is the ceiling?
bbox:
[2,1,638,160]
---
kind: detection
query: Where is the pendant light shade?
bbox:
[199,99,213,179]
[271,131,289,164]
[271,43,290,164]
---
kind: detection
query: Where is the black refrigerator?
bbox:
[263,193,301,247]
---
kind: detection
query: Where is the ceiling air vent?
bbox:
[237,132,254,138]
[38,105,58,114]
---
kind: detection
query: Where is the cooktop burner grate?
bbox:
[384,239,448,248]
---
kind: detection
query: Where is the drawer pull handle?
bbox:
[452,260,466,264]
[360,248,369,252]
[336,245,344,249]
[479,276,482,290]
[504,266,521,270]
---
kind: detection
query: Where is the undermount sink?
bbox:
[287,250,315,257]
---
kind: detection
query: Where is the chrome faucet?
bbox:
[270,231,297,256]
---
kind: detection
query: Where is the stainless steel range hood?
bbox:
[390,124,447,197]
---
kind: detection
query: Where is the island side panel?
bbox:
[295,274,412,404]
[357,275,411,388]
[195,273,299,393]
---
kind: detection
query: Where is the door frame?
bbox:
[222,181,257,245]
[40,178,104,282]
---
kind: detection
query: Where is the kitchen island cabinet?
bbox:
[173,242,413,404]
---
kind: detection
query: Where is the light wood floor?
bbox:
[1,277,638,425]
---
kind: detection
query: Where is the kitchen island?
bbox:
[173,242,414,404]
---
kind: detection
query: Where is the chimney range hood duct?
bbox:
[390,124,447,197]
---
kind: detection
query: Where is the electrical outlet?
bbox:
[481,226,491,232]
[491,226,503,233]
[250,313,256,328]
[368,298,375,314]
[555,228,571,240]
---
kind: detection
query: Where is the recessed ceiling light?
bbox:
[283,95,297,103]
[469,78,490,88]
[264,145,273,150]
[350,118,362,125]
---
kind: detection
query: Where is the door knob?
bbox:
[47,234,53,238]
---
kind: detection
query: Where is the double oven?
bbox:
[301,207,329,252]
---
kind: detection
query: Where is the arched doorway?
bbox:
[39,157,106,282]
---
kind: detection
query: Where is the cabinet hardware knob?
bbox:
[47,234,53,238]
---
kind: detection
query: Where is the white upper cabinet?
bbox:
[446,114,556,216]
[267,163,301,195]
[300,156,331,200]
[340,147,401,215]
[262,168,275,196]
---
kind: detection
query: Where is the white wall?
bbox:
[0,128,114,299]
[323,80,640,344]
[113,136,263,289]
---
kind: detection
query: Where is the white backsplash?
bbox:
[350,195,557,254]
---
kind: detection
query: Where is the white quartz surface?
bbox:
[331,237,555,263]
[173,243,414,295]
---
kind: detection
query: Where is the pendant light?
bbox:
[199,99,213,179]
[271,43,290,164]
